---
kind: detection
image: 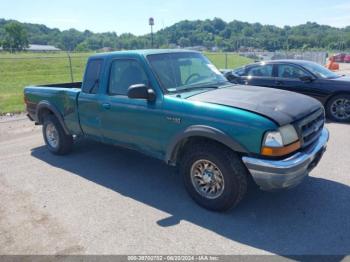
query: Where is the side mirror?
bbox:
[300,76,314,83]
[127,84,156,102]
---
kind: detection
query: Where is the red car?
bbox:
[332,53,346,63]
[344,54,350,63]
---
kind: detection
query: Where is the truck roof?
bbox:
[89,49,199,59]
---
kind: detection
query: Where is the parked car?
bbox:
[24,50,329,212]
[332,53,346,63]
[224,60,350,122]
[344,54,350,63]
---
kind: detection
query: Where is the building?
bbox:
[0,44,61,52]
[25,44,61,52]
[185,46,207,52]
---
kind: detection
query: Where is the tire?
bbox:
[326,94,350,122]
[42,115,73,155]
[180,142,248,212]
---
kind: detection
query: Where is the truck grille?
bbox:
[296,109,325,148]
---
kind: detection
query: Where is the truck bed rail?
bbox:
[38,82,82,89]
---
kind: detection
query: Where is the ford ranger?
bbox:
[24,50,329,211]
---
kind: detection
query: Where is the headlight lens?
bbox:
[264,131,284,147]
[279,124,299,146]
[262,125,300,156]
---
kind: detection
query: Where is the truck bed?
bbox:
[24,84,82,136]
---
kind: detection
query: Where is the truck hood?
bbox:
[187,85,322,126]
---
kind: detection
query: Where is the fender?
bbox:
[165,125,248,165]
[36,101,70,135]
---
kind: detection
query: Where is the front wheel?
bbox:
[326,94,350,122]
[180,142,248,212]
[43,115,73,155]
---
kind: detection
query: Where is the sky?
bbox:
[1,0,350,35]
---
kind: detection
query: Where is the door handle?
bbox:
[102,103,111,110]
[276,81,283,86]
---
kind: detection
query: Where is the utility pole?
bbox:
[149,17,154,48]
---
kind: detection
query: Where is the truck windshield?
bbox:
[147,52,228,93]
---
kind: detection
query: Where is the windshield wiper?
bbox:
[175,85,219,93]
[174,81,231,93]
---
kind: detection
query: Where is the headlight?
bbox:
[264,131,284,148]
[280,124,299,145]
[262,125,300,157]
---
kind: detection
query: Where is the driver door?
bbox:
[100,58,164,158]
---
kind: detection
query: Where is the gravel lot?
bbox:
[340,63,350,75]
[0,115,349,257]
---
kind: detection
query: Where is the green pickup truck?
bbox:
[24,50,329,211]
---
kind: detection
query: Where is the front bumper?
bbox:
[242,128,329,191]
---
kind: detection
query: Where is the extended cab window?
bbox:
[277,64,309,79]
[247,64,273,77]
[82,59,102,94]
[109,59,148,95]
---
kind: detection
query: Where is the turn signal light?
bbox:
[261,141,301,157]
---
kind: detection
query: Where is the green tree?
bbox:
[75,42,90,51]
[214,36,223,47]
[59,29,84,51]
[178,37,190,47]
[2,22,29,52]
[1,18,350,52]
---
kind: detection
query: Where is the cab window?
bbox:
[247,64,273,77]
[82,59,103,94]
[109,59,149,96]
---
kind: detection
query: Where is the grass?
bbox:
[0,52,252,113]
[205,52,253,69]
[0,52,90,113]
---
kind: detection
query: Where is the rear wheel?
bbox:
[326,94,350,122]
[180,142,248,212]
[42,115,73,155]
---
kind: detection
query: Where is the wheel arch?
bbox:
[36,101,70,135]
[165,125,248,166]
[325,92,350,105]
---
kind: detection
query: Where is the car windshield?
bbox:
[301,61,339,79]
[147,52,228,93]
